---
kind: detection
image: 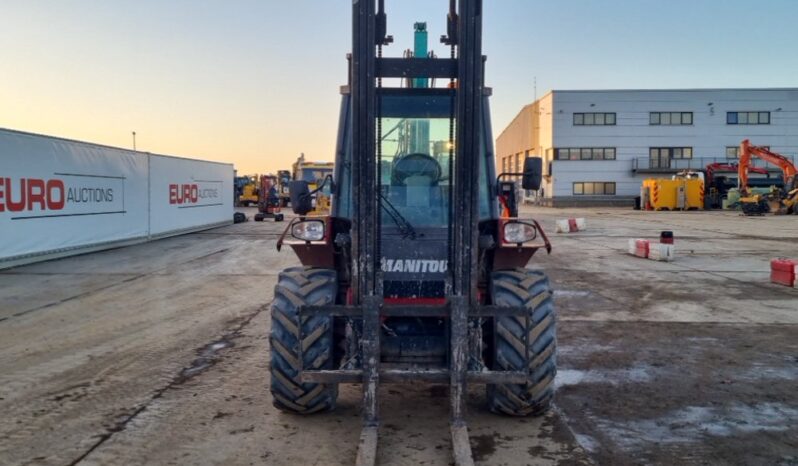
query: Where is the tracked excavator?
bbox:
[269,1,554,464]
[738,139,798,215]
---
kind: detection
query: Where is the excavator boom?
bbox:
[739,139,798,193]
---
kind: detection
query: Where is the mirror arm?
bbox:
[496,172,525,185]
[301,174,335,202]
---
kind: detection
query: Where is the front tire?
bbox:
[270,267,338,413]
[487,269,557,416]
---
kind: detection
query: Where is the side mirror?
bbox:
[289,180,312,215]
[522,157,543,190]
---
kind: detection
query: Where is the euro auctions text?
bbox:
[168,183,220,205]
[0,177,115,212]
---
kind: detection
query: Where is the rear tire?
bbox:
[270,267,338,413]
[487,268,556,416]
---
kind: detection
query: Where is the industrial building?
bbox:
[496,88,798,206]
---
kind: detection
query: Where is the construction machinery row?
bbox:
[234,155,335,219]
[641,139,797,215]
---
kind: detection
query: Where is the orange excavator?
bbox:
[738,139,798,215]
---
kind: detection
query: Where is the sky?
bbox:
[2,0,797,174]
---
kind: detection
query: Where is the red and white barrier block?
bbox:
[649,243,675,262]
[628,239,650,258]
[555,218,587,233]
[627,239,675,262]
[770,259,798,288]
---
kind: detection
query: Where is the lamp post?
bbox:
[132,131,137,151]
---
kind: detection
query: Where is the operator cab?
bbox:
[335,89,494,231]
[286,43,543,300]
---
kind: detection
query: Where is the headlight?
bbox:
[291,220,325,241]
[503,222,537,243]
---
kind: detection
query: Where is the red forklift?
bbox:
[254,174,284,222]
[271,1,553,464]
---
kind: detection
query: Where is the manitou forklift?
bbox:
[271,1,555,464]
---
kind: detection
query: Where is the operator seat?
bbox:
[390,153,444,221]
[391,153,442,186]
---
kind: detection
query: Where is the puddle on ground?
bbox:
[555,366,652,389]
[179,339,234,380]
[573,433,599,453]
[553,289,593,298]
[209,342,229,352]
[558,342,617,356]
[739,364,798,381]
[597,402,798,449]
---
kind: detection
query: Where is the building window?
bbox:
[649,147,693,168]
[574,112,616,126]
[671,147,692,159]
[726,145,769,159]
[650,112,693,125]
[727,111,770,125]
[554,147,616,160]
[573,182,616,195]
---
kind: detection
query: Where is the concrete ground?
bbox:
[0,206,796,465]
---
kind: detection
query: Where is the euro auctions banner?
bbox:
[0,129,148,261]
[148,154,234,236]
[0,128,234,267]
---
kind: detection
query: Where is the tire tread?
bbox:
[487,268,557,416]
[270,267,338,414]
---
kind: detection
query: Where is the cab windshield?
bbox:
[333,89,492,223]
[379,92,454,228]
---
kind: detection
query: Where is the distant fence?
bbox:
[0,128,234,269]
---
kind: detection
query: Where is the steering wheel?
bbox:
[391,153,442,186]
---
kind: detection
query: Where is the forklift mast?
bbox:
[350,0,484,462]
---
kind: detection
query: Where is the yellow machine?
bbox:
[785,188,798,214]
[292,153,334,215]
[641,177,704,211]
[235,174,259,206]
[276,170,292,207]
